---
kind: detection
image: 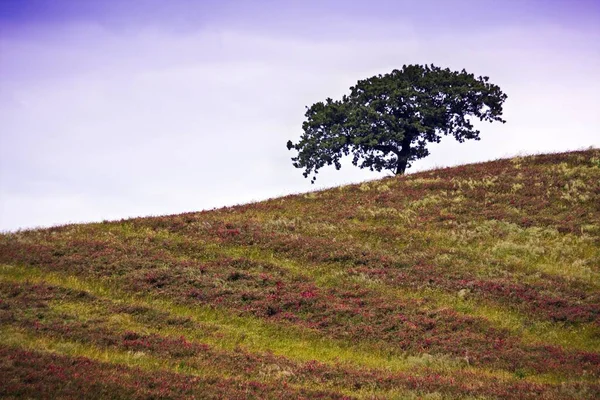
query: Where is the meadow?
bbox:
[1,149,599,399]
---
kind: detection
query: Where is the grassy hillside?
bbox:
[1,149,599,399]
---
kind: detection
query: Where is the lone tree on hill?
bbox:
[287,64,507,182]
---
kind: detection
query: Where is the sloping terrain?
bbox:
[1,149,599,399]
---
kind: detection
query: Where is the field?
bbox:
[1,149,599,399]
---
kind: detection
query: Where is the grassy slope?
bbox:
[1,149,599,399]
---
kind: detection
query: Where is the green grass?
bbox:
[0,264,475,374]
[1,149,599,399]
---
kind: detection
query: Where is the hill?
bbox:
[1,149,599,399]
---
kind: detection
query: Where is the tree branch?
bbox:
[373,144,398,155]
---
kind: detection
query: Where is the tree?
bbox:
[287,64,507,183]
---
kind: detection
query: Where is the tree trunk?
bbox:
[395,139,412,175]
[396,157,408,175]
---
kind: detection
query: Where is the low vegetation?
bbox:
[1,149,599,399]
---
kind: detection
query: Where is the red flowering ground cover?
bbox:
[1,149,599,398]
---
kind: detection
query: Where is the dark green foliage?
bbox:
[287,64,507,182]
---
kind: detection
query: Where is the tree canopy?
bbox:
[287,64,507,182]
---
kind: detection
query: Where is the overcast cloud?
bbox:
[1,0,599,231]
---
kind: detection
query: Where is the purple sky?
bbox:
[1,0,599,231]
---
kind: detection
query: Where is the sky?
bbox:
[1,0,599,231]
